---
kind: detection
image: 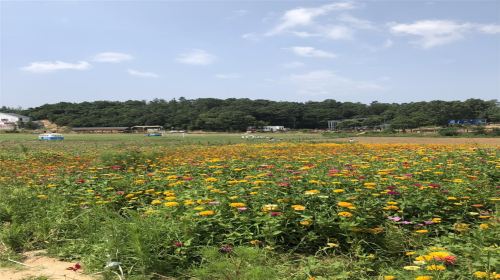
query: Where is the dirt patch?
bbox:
[0,250,96,280]
[337,137,500,145]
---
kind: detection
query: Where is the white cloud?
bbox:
[338,14,376,30]
[127,69,159,78]
[93,52,133,63]
[322,25,353,40]
[389,20,472,49]
[477,24,500,34]
[21,61,91,73]
[176,49,216,65]
[241,32,261,41]
[283,61,305,69]
[289,70,384,96]
[288,46,336,58]
[215,73,240,79]
[266,2,355,35]
[292,31,321,38]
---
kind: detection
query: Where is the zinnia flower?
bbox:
[291,204,306,211]
[338,211,353,218]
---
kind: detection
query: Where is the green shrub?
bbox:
[438,127,460,136]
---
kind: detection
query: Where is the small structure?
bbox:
[327,120,340,131]
[72,127,130,133]
[131,125,164,133]
[262,126,285,132]
[38,133,64,140]
[448,119,487,125]
[0,112,31,130]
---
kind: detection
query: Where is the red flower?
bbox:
[66,263,82,271]
[436,255,456,265]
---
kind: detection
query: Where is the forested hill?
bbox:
[3,98,499,131]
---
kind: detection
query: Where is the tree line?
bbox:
[1,98,499,131]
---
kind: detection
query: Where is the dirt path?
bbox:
[337,137,500,145]
[0,251,96,280]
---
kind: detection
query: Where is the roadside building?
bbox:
[72,127,130,133]
[0,112,31,130]
[262,126,285,132]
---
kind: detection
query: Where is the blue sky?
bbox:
[1,1,499,108]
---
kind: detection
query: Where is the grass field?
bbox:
[0,133,498,280]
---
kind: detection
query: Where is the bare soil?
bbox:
[0,251,96,280]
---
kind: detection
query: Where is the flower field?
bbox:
[0,138,498,279]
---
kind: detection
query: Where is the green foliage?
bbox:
[191,247,279,280]
[438,127,460,136]
[7,98,498,131]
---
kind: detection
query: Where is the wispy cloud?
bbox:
[266,2,355,36]
[127,69,159,78]
[390,20,471,49]
[21,61,91,73]
[338,14,376,30]
[176,49,216,65]
[321,25,353,40]
[389,20,500,49]
[289,70,384,96]
[288,46,336,58]
[477,24,500,34]
[93,52,133,63]
[241,32,261,41]
[215,73,240,79]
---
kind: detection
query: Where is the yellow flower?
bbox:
[426,265,446,271]
[364,182,376,188]
[37,194,48,200]
[249,240,261,246]
[384,276,396,280]
[383,205,400,210]
[198,210,215,216]
[333,189,345,193]
[338,211,353,218]
[338,201,354,208]
[415,229,428,234]
[151,199,162,205]
[427,251,450,259]
[406,251,417,256]
[454,223,470,232]
[262,204,279,212]
[164,202,179,207]
[229,202,246,208]
[304,189,320,195]
[205,177,218,182]
[479,223,490,230]
[431,218,442,223]
[300,219,312,226]
[291,204,306,211]
[474,272,488,279]
[415,276,432,280]
[403,266,421,271]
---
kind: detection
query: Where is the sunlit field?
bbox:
[0,134,498,280]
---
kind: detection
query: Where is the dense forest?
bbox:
[2,98,499,131]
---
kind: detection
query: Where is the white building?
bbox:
[263,125,285,132]
[0,112,31,129]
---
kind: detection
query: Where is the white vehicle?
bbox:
[38,133,64,140]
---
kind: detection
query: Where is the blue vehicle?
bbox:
[146,133,162,137]
[38,133,64,140]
